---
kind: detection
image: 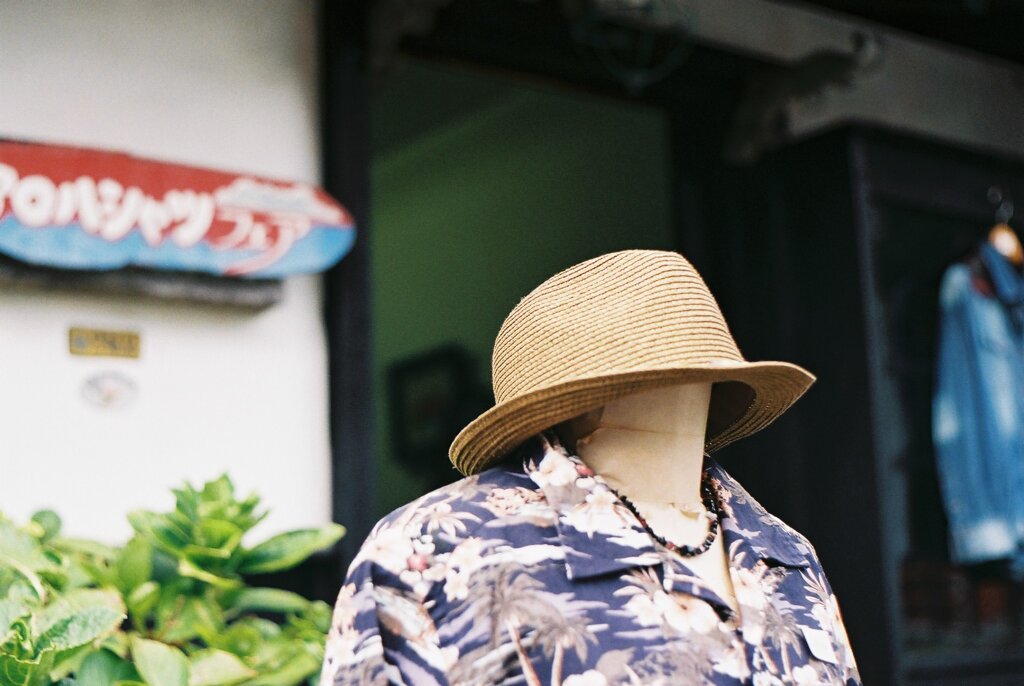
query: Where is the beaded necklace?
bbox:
[608,471,721,557]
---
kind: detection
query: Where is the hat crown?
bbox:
[491,250,744,403]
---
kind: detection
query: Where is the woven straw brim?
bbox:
[449,360,815,476]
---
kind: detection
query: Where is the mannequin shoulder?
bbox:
[710,461,821,565]
[354,464,556,567]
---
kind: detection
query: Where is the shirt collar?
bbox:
[515,431,811,583]
[974,240,1024,307]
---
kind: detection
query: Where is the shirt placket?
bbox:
[718,566,768,684]
[659,553,737,622]
[719,517,788,681]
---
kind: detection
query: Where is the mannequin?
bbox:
[321,251,862,686]
[558,382,739,614]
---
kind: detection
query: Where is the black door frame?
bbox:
[320,0,377,572]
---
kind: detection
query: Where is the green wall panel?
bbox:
[370,61,674,514]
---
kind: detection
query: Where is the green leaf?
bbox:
[182,518,244,567]
[130,636,190,686]
[199,476,234,506]
[41,596,126,682]
[59,559,97,593]
[37,567,70,593]
[72,559,116,589]
[199,617,280,657]
[154,579,191,630]
[0,574,37,605]
[115,537,153,594]
[100,630,130,658]
[200,623,256,657]
[49,538,118,562]
[304,600,332,633]
[150,549,179,582]
[29,511,61,543]
[192,520,243,556]
[240,650,320,686]
[226,588,309,616]
[237,525,345,575]
[36,588,124,636]
[35,605,124,653]
[233,496,267,534]
[128,512,190,556]
[51,644,96,682]
[3,565,45,604]
[159,597,222,644]
[4,617,34,661]
[127,581,160,621]
[0,649,55,686]
[188,649,255,686]
[173,485,200,522]
[177,559,240,590]
[0,522,54,572]
[0,598,30,642]
[76,649,139,686]
[0,522,56,601]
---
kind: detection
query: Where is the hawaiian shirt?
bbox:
[320,432,860,686]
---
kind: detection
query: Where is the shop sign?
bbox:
[0,140,355,278]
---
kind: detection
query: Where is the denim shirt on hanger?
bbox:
[933,241,1024,569]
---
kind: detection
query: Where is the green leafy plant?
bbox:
[0,475,345,686]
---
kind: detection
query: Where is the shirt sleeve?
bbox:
[319,535,452,686]
[819,571,862,685]
[319,557,393,686]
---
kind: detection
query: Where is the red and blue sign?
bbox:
[0,140,355,278]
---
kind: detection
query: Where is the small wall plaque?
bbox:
[69,327,141,359]
[81,371,138,409]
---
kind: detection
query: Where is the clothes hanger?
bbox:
[989,224,1023,267]
[987,186,1024,267]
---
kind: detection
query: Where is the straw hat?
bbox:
[449,249,816,476]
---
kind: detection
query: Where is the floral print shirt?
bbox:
[320,432,860,686]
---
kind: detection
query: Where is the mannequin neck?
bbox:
[562,383,712,504]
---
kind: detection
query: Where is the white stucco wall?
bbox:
[0,1,331,540]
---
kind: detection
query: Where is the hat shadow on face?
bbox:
[551,380,756,456]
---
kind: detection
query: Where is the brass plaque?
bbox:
[68,327,141,359]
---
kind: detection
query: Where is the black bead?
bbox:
[609,470,722,558]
